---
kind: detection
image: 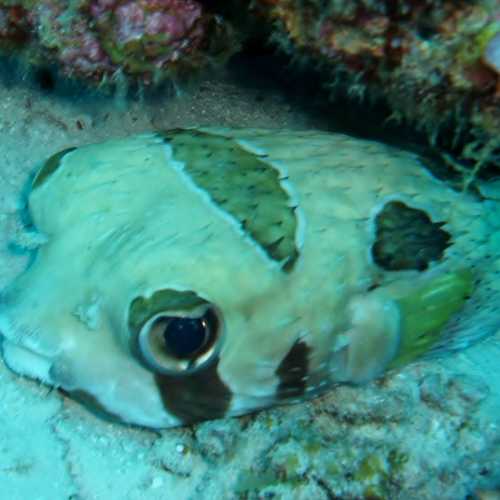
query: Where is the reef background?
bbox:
[2,0,500,179]
[0,22,500,500]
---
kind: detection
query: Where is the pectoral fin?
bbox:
[390,269,474,368]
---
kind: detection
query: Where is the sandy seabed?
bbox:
[0,62,500,500]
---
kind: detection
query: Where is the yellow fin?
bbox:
[389,270,474,369]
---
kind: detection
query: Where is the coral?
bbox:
[249,0,500,173]
[2,0,498,171]
[0,3,33,49]
[0,0,235,85]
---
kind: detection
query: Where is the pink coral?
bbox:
[58,31,112,78]
[94,0,203,43]
[10,0,233,84]
[90,0,212,74]
[0,4,32,48]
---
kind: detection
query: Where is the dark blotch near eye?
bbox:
[276,340,310,400]
[372,201,451,271]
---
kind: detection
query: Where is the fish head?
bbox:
[0,132,328,428]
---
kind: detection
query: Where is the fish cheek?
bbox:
[51,349,145,426]
[48,359,114,419]
[61,387,127,424]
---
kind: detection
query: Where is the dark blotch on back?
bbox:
[372,201,451,271]
[154,357,232,424]
[160,129,299,271]
[276,340,310,400]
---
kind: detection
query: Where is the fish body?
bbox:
[0,128,499,428]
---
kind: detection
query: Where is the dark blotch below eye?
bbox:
[154,357,232,423]
[372,201,452,271]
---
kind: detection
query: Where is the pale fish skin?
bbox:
[0,127,499,429]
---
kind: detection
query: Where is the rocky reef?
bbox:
[249,0,500,175]
[2,1,498,177]
[0,0,236,85]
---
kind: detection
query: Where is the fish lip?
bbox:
[0,304,54,356]
[0,307,56,384]
[1,337,55,384]
[0,300,55,384]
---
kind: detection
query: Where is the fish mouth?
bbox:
[0,332,55,385]
[0,299,58,385]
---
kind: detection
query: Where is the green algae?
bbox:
[354,449,408,500]
[457,21,500,66]
[235,469,281,493]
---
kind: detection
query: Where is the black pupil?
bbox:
[162,317,207,358]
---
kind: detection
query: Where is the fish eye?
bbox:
[162,316,210,358]
[137,306,223,375]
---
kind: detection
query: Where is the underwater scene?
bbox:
[0,1,500,499]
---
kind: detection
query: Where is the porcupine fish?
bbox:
[0,127,499,429]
